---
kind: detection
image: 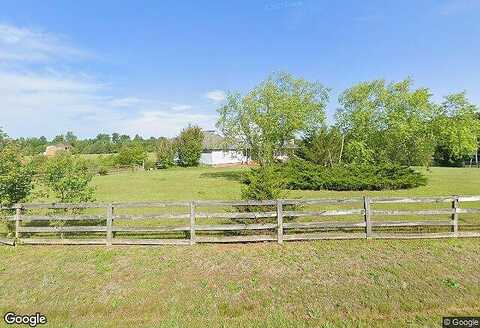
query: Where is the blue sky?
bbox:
[1,0,479,138]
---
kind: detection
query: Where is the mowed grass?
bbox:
[91,165,480,202]
[1,166,480,327]
[1,240,479,327]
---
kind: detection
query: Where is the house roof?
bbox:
[202,130,235,150]
[50,143,72,149]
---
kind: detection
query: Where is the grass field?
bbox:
[91,165,480,201]
[1,166,479,327]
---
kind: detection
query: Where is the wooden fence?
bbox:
[1,195,479,246]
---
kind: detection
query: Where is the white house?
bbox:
[200,130,249,166]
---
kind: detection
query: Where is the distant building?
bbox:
[43,143,72,157]
[200,130,249,166]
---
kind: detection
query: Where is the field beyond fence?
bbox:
[1,195,480,246]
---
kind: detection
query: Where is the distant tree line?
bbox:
[13,132,160,156]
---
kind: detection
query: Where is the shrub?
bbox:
[176,125,204,167]
[42,153,95,203]
[115,144,147,167]
[144,159,156,170]
[282,159,427,191]
[156,138,175,168]
[241,166,286,200]
[0,143,35,206]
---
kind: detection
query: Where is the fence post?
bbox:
[277,200,283,244]
[452,196,459,236]
[190,201,196,245]
[14,205,22,241]
[106,204,114,246]
[363,196,372,239]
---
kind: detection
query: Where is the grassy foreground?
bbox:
[1,166,479,327]
[1,239,479,327]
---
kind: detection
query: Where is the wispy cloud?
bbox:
[0,23,215,138]
[0,23,89,62]
[118,110,215,137]
[205,90,226,102]
[0,68,213,137]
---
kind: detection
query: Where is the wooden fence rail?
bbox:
[0,195,479,246]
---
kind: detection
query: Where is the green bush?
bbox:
[156,138,176,169]
[0,143,35,206]
[241,166,286,200]
[144,159,156,170]
[176,125,204,167]
[42,153,95,203]
[282,159,427,191]
[115,144,147,167]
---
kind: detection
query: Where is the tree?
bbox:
[156,138,176,168]
[336,79,437,166]
[433,92,480,166]
[42,153,95,203]
[0,143,35,206]
[52,134,66,144]
[115,143,147,167]
[176,125,204,167]
[297,126,344,167]
[217,72,329,167]
[0,127,7,149]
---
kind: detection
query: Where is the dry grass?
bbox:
[1,239,479,327]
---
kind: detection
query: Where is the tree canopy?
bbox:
[217,72,329,167]
[336,79,438,166]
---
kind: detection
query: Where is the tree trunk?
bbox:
[338,134,345,164]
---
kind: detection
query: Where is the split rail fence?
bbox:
[1,195,479,246]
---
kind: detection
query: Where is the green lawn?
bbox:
[91,166,480,202]
[1,239,479,327]
[1,166,479,327]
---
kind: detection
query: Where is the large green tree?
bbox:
[336,79,437,166]
[217,72,328,200]
[297,126,344,167]
[433,92,480,166]
[217,72,329,167]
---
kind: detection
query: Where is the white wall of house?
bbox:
[200,150,248,165]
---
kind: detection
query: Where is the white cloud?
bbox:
[118,110,215,137]
[0,23,216,138]
[205,90,226,102]
[106,97,146,108]
[0,23,89,62]
[0,69,214,137]
[171,104,193,111]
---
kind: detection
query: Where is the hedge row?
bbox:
[281,160,427,191]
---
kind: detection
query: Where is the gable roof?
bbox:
[202,130,236,150]
[47,143,72,150]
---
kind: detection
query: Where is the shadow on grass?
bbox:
[199,171,245,182]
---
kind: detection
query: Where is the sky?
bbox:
[0,0,479,138]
